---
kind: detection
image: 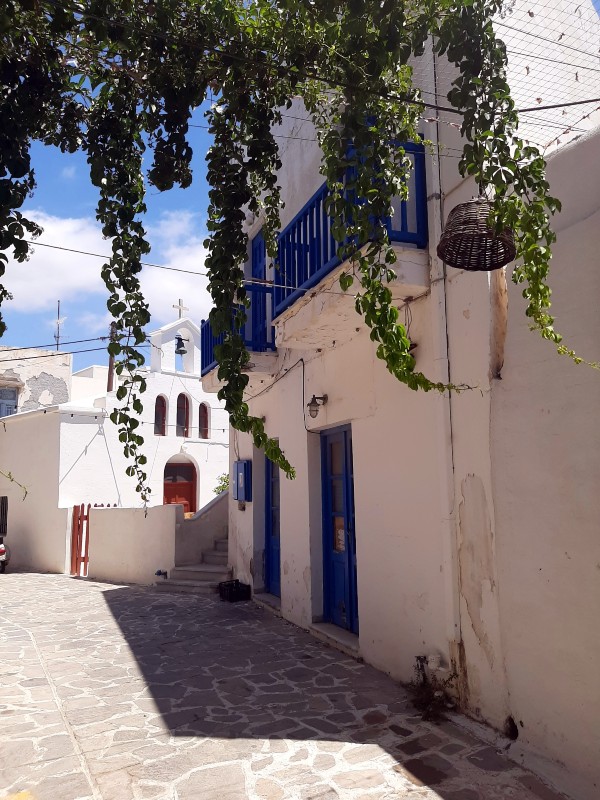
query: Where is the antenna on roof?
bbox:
[54,301,62,350]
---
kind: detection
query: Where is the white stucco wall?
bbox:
[229,287,456,681]
[70,365,110,403]
[87,504,179,585]
[488,130,600,800]
[0,409,70,573]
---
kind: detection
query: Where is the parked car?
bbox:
[0,540,9,573]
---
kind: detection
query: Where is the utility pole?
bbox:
[107,321,117,392]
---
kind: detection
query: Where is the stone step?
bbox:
[202,550,228,566]
[170,564,231,583]
[154,579,219,595]
[214,538,228,553]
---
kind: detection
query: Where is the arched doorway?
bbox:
[163,457,197,514]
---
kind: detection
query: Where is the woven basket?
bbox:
[437,198,516,271]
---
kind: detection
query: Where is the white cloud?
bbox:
[142,210,213,328]
[60,165,77,181]
[45,314,67,331]
[4,211,107,312]
[4,208,213,333]
[74,310,112,335]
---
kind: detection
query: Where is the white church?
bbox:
[0,309,229,571]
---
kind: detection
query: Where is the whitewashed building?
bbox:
[0,315,229,574]
[200,4,600,799]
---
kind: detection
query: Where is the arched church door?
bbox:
[163,460,197,514]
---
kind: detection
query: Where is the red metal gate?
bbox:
[70,503,91,577]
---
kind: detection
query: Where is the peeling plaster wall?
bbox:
[440,232,510,728]
[436,92,519,728]
[490,130,600,800]
[458,475,497,670]
[0,348,72,410]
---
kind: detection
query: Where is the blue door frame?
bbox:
[321,426,358,634]
[265,453,281,597]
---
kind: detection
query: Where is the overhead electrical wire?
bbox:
[0,346,110,363]
[507,49,600,75]
[0,335,107,351]
[21,238,432,297]
[495,20,600,61]
[25,240,203,275]
[518,97,600,113]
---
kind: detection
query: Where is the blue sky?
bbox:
[2,111,215,372]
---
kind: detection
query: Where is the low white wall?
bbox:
[0,409,70,573]
[87,504,178,585]
[175,490,228,565]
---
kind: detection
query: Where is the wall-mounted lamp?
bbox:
[175,335,188,356]
[307,394,328,419]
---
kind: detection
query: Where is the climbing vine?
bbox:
[1,0,596,494]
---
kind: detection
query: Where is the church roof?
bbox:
[149,316,200,338]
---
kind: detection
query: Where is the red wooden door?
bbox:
[70,503,91,577]
[163,463,197,513]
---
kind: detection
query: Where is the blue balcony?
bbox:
[200,284,276,378]
[274,142,428,317]
[201,142,428,375]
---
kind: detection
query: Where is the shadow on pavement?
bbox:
[101,584,551,799]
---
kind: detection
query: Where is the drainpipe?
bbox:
[425,40,463,675]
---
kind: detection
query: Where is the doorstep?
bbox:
[253,597,361,660]
[253,592,282,616]
[310,622,361,660]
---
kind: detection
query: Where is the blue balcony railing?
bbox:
[274,141,427,316]
[201,284,276,377]
[201,142,427,375]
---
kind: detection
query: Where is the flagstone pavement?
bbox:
[0,573,567,800]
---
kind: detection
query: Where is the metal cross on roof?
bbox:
[173,298,189,319]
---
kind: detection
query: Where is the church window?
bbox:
[199,403,210,439]
[154,396,167,436]
[176,393,190,437]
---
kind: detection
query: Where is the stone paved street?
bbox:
[0,573,566,800]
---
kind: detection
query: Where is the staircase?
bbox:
[155,536,230,595]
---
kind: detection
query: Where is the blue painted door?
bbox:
[251,231,267,348]
[265,453,281,597]
[322,427,358,633]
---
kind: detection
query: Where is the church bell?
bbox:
[175,335,187,356]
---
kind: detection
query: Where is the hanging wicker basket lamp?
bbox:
[436,197,516,272]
